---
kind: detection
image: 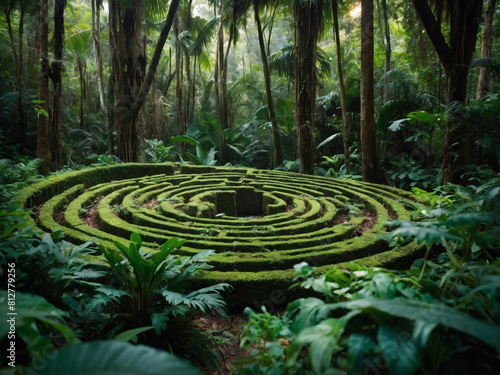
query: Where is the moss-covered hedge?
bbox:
[14,163,429,309]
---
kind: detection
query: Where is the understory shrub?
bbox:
[238,260,500,375]
[0,202,231,372]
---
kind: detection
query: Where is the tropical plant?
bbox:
[386,175,500,263]
[0,291,80,369]
[144,139,175,163]
[34,340,203,375]
[239,175,500,374]
[386,153,439,190]
[172,113,220,165]
[0,157,44,206]
[66,233,233,367]
[238,260,500,375]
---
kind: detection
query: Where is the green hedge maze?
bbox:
[15,164,428,307]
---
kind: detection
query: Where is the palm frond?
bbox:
[145,0,168,20]
[190,16,218,56]
[268,43,331,79]
[66,28,92,56]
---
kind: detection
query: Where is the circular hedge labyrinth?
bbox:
[16,164,428,306]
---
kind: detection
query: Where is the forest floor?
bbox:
[197,314,249,374]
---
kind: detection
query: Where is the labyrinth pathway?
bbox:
[16,164,427,306]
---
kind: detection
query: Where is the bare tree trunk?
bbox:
[184,0,193,126]
[382,0,391,101]
[214,20,222,125]
[126,0,181,145]
[37,0,50,173]
[191,54,197,124]
[174,14,184,152]
[476,0,496,99]
[50,0,65,171]
[78,58,85,130]
[6,1,27,149]
[108,73,116,154]
[293,0,322,175]
[92,0,109,123]
[361,0,384,183]
[332,0,350,175]
[255,0,282,168]
[412,0,483,184]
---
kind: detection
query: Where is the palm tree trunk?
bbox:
[476,0,496,99]
[332,0,350,175]
[37,0,50,173]
[255,0,282,168]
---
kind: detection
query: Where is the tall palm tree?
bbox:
[412,0,483,184]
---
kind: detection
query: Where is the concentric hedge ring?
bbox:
[15,164,428,306]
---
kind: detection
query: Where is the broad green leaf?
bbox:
[347,334,377,373]
[436,213,495,228]
[171,135,199,147]
[287,311,360,373]
[388,118,409,132]
[485,186,500,202]
[62,269,108,280]
[386,224,462,246]
[151,313,170,334]
[113,326,154,342]
[198,50,211,72]
[408,111,437,123]
[0,291,79,352]
[37,341,203,375]
[294,262,315,278]
[287,298,333,332]
[377,324,421,375]
[130,232,142,249]
[412,320,437,349]
[317,133,341,149]
[332,298,500,350]
[254,105,270,121]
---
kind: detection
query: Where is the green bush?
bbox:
[238,178,500,374]
[239,261,500,375]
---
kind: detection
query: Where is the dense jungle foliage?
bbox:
[1,0,499,374]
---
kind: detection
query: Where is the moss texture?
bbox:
[14,164,429,309]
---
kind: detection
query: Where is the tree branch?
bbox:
[129,0,181,122]
[411,0,453,70]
